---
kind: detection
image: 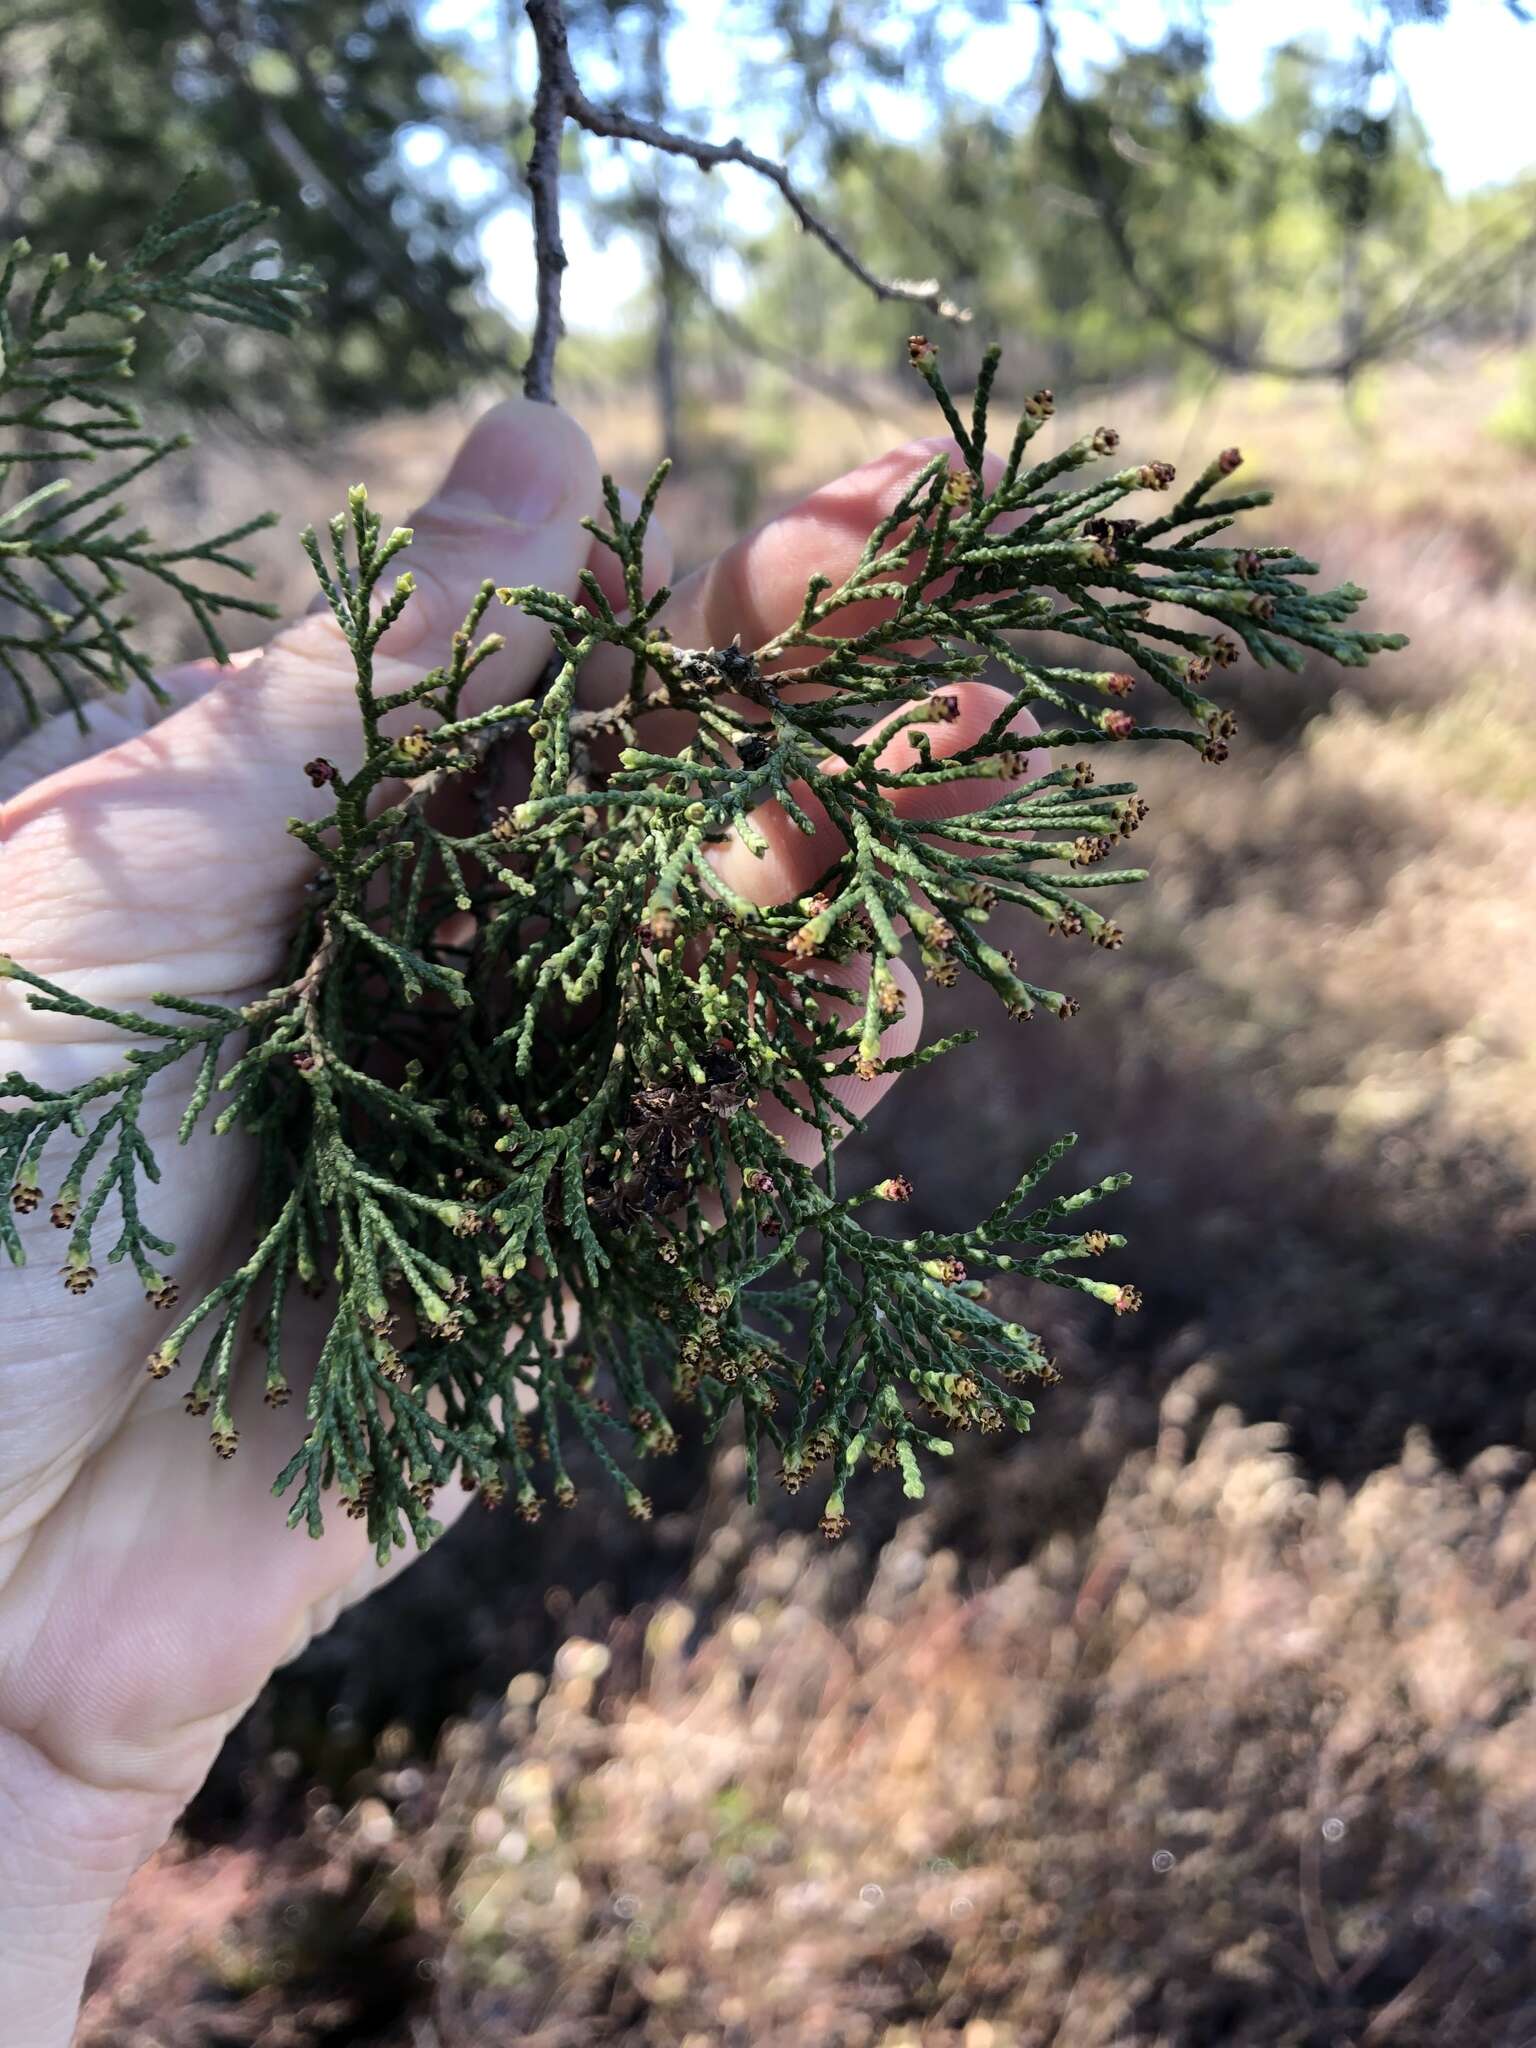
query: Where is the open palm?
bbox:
[0,398,1026,2043]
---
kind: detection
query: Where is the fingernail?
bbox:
[439,399,573,529]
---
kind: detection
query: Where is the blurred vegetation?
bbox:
[1489,347,1536,454]
[83,1401,1536,2047]
[0,0,508,417]
[731,32,1533,402]
[2,3,1530,434]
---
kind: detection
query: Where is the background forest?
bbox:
[4,0,1536,2040]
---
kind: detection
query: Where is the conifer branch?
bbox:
[0,182,314,729]
[3,333,1406,1558]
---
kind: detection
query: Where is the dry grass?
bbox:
[58,343,1536,2045]
[82,1385,1536,2047]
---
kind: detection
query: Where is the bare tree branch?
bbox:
[522,0,570,402]
[519,0,968,402]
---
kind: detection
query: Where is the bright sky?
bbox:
[422,0,1535,331]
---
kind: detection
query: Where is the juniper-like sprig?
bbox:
[1,340,1405,1559]
[0,182,313,732]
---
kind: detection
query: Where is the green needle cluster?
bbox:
[1,225,1406,1558]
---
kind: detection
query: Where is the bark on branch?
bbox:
[520,0,968,403]
[522,0,571,402]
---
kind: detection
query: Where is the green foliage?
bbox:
[7,5,1527,439]
[1,318,1406,1559]
[0,187,311,732]
[746,31,1523,387]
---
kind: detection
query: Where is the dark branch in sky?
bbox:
[523,0,570,401]
[520,0,968,403]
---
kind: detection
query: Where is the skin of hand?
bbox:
[0,399,1035,2044]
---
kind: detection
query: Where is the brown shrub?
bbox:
[84,1377,1536,2046]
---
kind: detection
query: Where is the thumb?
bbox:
[299,396,601,714]
[256,395,603,759]
[1,402,600,1003]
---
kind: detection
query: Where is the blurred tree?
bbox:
[1031,16,1458,382]
[0,0,510,419]
[556,0,699,462]
[0,0,1529,434]
[770,0,1022,382]
[742,9,1533,391]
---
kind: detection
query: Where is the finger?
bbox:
[659,435,1002,662]
[4,400,603,812]
[633,437,1034,911]
[431,490,677,834]
[581,434,1006,769]
[274,395,602,722]
[758,952,925,1168]
[709,678,1044,910]
[0,653,254,803]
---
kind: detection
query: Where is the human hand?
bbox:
[0,398,1033,2043]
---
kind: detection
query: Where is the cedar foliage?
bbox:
[0,186,310,730]
[0,214,1406,1559]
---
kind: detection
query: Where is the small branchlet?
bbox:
[0,182,314,733]
[1,337,1405,1558]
